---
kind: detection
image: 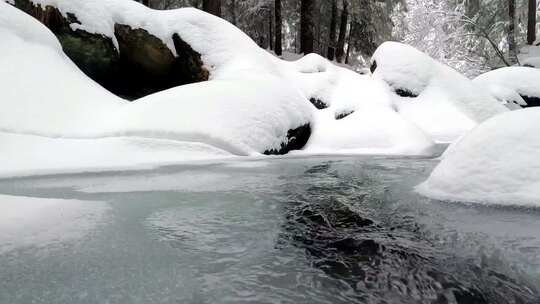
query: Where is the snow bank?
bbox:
[0,2,313,174]
[0,1,442,177]
[417,108,540,207]
[474,67,540,107]
[0,131,233,177]
[0,2,124,135]
[371,42,507,142]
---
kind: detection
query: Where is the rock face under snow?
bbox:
[474,67,540,108]
[417,108,540,207]
[371,42,508,142]
[10,0,209,99]
[0,2,313,161]
[0,0,466,177]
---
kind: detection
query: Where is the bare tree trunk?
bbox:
[230,0,237,25]
[327,0,338,60]
[275,0,283,56]
[336,0,349,63]
[300,0,315,54]
[345,21,354,64]
[528,0,537,45]
[203,0,221,17]
[269,8,274,51]
[507,0,518,64]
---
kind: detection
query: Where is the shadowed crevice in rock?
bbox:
[310,98,329,110]
[370,60,377,74]
[264,124,311,155]
[10,0,209,100]
[394,88,418,98]
[113,25,209,99]
[520,95,540,107]
[335,110,354,120]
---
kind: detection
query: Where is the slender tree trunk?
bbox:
[327,0,338,60]
[203,0,221,17]
[528,0,537,45]
[275,0,283,56]
[336,0,349,63]
[269,9,274,51]
[507,0,518,63]
[231,0,237,25]
[345,21,354,64]
[300,0,315,54]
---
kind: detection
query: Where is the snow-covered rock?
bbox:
[474,67,540,108]
[518,44,540,68]
[417,108,540,207]
[0,1,440,176]
[0,2,312,172]
[371,42,508,142]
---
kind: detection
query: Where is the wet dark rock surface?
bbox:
[310,98,329,110]
[264,123,312,155]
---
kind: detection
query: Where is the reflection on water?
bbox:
[0,156,539,304]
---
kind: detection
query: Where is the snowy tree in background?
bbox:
[393,0,489,77]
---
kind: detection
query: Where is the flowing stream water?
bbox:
[0,155,539,304]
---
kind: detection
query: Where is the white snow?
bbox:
[518,44,540,68]
[371,42,508,142]
[278,53,436,155]
[417,107,540,207]
[0,2,316,176]
[0,194,109,253]
[1,0,485,177]
[474,67,540,103]
[0,131,233,177]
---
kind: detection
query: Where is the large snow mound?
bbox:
[0,2,312,154]
[0,2,124,135]
[474,67,540,107]
[0,1,441,176]
[417,108,540,207]
[371,42,508,142]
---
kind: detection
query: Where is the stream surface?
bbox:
[0,155,539,304]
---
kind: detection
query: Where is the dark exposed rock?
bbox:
[113,25,209,99]
[172,33,210,84]
[309,98,329,110]
[370,60,377,74]
[335,110,354,120]
[395,88,419,98]
[520,95,540,107]
[13,0,121,94]
[10,0,209,100]
[264,124,311,155]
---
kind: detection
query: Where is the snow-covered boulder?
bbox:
[0,2,313,174]
[0,0,442,176]
[371,42,508,142]
[474,67,540,108]
[298,66,435,155]
[5,0,270,99]
[417,108,540,207]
